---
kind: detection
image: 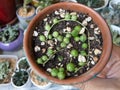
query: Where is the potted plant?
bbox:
[24,2,112,84]
[30,70,52,89]
[0,0,17,27]
[110,25,120,46]
[76,0,109,11]
[16,0,36,29]
[17,57,30,70]
[0,55,17,86]
[11,69,31,88]
[35,0,60,14]
[0,25,23,51]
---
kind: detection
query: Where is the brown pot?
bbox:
[24,2,112,84]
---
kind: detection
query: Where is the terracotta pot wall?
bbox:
[0,0,16,25]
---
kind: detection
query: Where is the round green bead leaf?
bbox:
[71,30,79,37]
[65,13,71,19]
[39,35,46,42]
[82,43,88,49]
[71,15,77,21]
[57,72,66,80]
[37,58,43,64]
[60,42,66,48]
[47,49,54,56]
[57,35,63,42]
[52,31,59,38]
[53,18,58,24]
[66,63,75,72]
[80,34,87,42]
[74,36,80,42]
[41,55,48,61]
[80,51,87,56]
[79,62,86,67]
[45,24,51,31]
[59,67,64,72]
[63,37,70,44]
[74,25,81,31]
[70,49,78,57]
[51,68,58,77]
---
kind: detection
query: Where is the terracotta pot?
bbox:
[24,2,112,84]
[0,0,16,26]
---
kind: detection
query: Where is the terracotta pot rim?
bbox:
[24,2,112,84]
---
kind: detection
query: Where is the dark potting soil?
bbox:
[32,9,103,79]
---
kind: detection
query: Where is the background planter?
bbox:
[17,56,30,71]
[94,0,109,11]
[11,70,32,89]
[0,28,23,51]
[0,55,17,87]
[16,6,36,29]
[0,0,16,26]
[30,70,52,89]
[24,2,112,84]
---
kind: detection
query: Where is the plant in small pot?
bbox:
[16,0,36,29]
[0,25,23,51]
[77,0,109,11]
[30,70,52,89]
[17,57,30,71]
[0,55,17,86]
[35,0,60,14]
[11,69,31,88]
[24,2,112,85]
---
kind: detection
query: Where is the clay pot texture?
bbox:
[24,2,112,84]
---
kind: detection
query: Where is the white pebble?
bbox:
[79,27,85,34]
[86,17,92,22]
[67,43,73,49]
[66,27,71,32]
[94,49,102,55]
[43,18,47,22]
[33,31,38,37]
[47,68,51,72]
[82,20,88,26]
[34,46,40,52]
[94,30,100,35]
[60,12,65,18]
[78,54,86,62]
[70,12,77,15]
[43,31,48,37]
[55,10,59,15]
[91,60,95,65]
[94,27,99,31]
[88,37,94,40]
[41,42,45,46]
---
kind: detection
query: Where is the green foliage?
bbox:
[0,61,11,80]
[111,30,120,46]
[0,25,19,43]
[77,0,105,8]
[12,70,28,86]
[18,58,30,70]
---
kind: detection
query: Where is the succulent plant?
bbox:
[18,58,30,70]
[12,70,29,86]
[0,25,19,43]
[111,30,120,46]
[77,0,105,8]
[0,61,11,80]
